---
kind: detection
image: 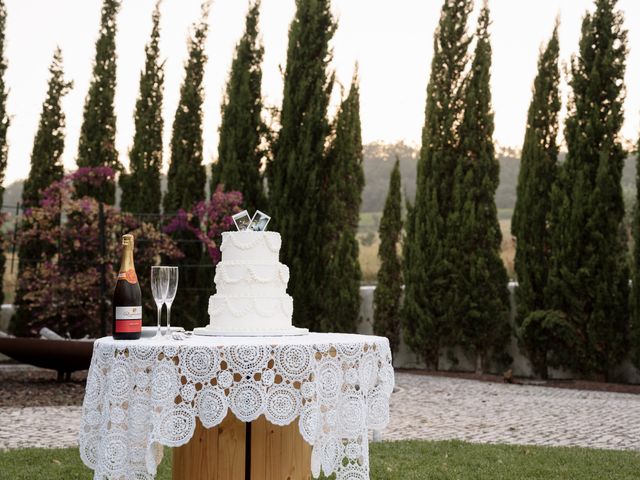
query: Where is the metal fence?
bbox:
[1,202,220,336]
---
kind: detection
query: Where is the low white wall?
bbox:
[3,292,639,383]
[0,304,14,361]
[358,284,640,383]
[0,304,13,332]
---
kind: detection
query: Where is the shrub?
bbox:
[164,185,243,264]
[162,185,243,331]
[518,309,577,379]
[15,167,182,337]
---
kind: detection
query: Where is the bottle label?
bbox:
[115,306,142,333]
[117,269,138,284]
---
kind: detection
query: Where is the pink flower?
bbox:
[163,187,243,262]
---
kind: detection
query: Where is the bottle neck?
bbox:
[119,245,135,273]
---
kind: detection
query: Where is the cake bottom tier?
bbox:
[205,294,294,333]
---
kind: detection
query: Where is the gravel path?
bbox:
[1,370,639,451]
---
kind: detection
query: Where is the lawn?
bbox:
[1,440,639,480]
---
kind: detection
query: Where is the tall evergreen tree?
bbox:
[546,0,629,378]
[267,0,336,332]
[163,3,208,214]
[163,2,210,330]
[14,49,71,336]
[402,0,472,368]
[320,73,364,332]
[451,4,509,374]
[511,25,561,378]
[22,48,72,208]
[0,0,8,308]
[76,0,120,204]
[374,158,403,353]
[120,1,163,214]
[211,0,266,212]
[631,138,640,368]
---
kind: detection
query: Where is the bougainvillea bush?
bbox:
[164,185,243,263]
[14,171,245,338]
[162,185,243,331]
[15,167,183,337]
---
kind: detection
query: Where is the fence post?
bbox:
[99,202,107,337]
[10,202,20,274]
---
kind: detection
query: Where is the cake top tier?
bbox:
[220,231,281,264]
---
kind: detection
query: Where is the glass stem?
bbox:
[157,304,162,337]
[166,304,172,333]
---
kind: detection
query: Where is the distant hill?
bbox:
[361,141,637,216]
[361,142,419,213]
[0,175,166,213]
[2,180,23,212]
[2,144,636,218]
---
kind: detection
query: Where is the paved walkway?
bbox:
[1,372,639,450]
[386,372,640,450]
[0,406,81,449]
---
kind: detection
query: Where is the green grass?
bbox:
[370,441,640,479]
[0,447,165,480]
[1,440,639,479]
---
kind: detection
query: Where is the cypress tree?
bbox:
[631,139,640,368]
[402,0,472,368]
[0,0,8,308]
[546,0,629,378]
[163,2,209,330]
[451,4,509,374]
[321,73,364,332]
[211,0,266,212]
[373,158,403,353]
[511,25,561,378]
[22,48,72,208]
[76,0,120,204]
[120,1,163,214]
[163,2,208,214]
[267,0,336,332]
[14,49,71,336]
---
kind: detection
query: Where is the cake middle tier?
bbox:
[208,294,293,331]
[214,262,289,296]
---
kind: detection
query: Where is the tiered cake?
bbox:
[194,231,308,336]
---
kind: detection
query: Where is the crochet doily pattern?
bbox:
[79,333,394,480]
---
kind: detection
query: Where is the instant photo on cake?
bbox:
[249,210,271,231]
[232,210,252,231]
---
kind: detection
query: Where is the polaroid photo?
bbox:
[232,210,252,231]
[248,210,271,231]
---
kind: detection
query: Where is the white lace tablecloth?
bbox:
[78,333,394,480]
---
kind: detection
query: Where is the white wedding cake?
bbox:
[194,231,308,336]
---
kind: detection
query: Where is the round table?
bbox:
[78,333,394,480]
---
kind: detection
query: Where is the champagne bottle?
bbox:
[113,234,142,340]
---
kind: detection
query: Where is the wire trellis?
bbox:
[5,201,219,336]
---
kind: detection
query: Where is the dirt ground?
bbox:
[1,361,637,411]
[0,365,86,407]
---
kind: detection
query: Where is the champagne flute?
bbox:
[151,266,168,339]
[163,266,179,335]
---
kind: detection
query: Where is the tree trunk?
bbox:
[475,352,483,375]
[541,354,548,380]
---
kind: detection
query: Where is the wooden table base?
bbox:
[172,413,312,480]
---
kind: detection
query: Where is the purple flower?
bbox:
[163,187,243,262]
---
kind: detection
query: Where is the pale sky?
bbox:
[3,0,640,184]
